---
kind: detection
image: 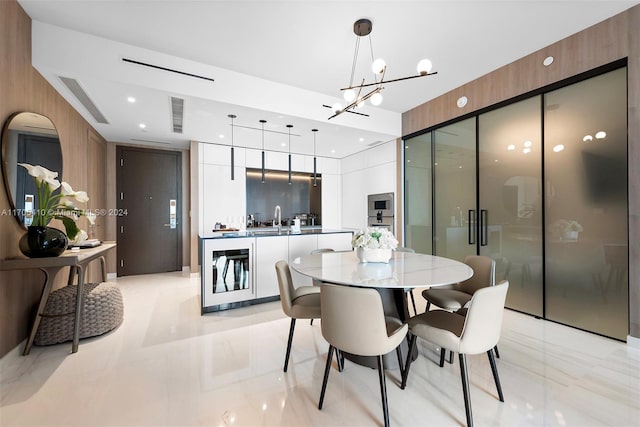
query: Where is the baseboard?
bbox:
[627,335,640,349]
[0,339,25,363]
[182,266,190,273]
[107,272,117,280]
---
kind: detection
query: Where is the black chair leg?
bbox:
[425,301,431,313]
[439,348,446,367]
[310,319,314,325]
[318,345,334,410]
[459,354,473,427]
[487,350,504,402]
[409,291,417,316]
[377,355,390,427]
[493,344,500,359]
[449,350,454,364]
[395,344,404,377]
[284,318,296,372]
[401,334,417,389]
[336,349,344,372]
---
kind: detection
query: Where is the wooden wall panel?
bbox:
[402,6,639,340]
[402,12,628,135]
[0,0,109,357]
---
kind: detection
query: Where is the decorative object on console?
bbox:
[352,227,398,263]
[17,163,93,257]
[327,18,437,120]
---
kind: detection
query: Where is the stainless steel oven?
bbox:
[368,193,394,234]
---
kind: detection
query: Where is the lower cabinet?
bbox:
[200,231,353,312]
[255,235,288,298]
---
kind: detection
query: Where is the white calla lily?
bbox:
[17,163,91,241]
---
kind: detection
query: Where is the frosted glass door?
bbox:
[544,68,628,340]
[404,132,433,254]
[478,97,543,316]
[433,118,476,261]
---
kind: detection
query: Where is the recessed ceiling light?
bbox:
[543,56,554,66]
[127,96,136,103]
[218,134,224,139]
[553,144,564,152]
[139,123,146,129]
[359,138,364,142]
[595,131,607,139]
[507,144,515,151]
[457,96,468,108]
[281,142,286,147]
[583,135,593,142]
[331,149,336,153]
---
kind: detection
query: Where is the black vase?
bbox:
[19,226,68,258]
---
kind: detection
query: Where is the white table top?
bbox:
[291,250,473,289]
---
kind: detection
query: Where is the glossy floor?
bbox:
[1,271,639,426]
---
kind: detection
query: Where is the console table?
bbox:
[0,242,116,355]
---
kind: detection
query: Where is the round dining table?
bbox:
[291,250,473,368]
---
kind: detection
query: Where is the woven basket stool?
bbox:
[34,282,124,346]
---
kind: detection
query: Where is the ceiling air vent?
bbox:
[58,76,109,124]
[171,97,184,133]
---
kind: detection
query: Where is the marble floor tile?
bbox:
[1,272,639,426]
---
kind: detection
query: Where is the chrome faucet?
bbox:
[274,205,281,231]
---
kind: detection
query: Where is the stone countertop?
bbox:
[199,227,353,240]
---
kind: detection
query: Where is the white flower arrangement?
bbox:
[351,227,399,250]
[18,163,93,240]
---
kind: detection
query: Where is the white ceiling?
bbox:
[17,0,639,158]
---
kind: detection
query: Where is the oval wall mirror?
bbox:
[1,112,63,229]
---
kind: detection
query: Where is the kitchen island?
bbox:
[199,228,353,313]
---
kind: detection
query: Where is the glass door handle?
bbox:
[468,210,476,245]
[480,209,488,246]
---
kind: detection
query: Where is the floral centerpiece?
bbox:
[351,227,398,263]
[18,163,93,257]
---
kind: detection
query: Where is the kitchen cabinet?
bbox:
[200,230,353,312]
[288,234,318,286]
[255,235,288,298]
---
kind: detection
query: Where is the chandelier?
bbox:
[327,18,437,120]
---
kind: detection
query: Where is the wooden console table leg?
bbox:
[23,266,63,356]
[72,265,86,353]
[99,256,107,282]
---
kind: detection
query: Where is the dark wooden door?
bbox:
[116,147,181,276]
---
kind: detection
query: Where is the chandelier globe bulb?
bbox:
[417,58,433,75]
[370,92,383,106]
[343,89,356,102]
[371,58,386,75]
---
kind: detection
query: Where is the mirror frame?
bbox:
[1,112,63,229]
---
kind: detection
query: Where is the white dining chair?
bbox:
[401,280,509,427]
[275,260,321,372]
[318,283,408,427]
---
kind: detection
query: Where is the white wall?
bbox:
[340,141,397,232]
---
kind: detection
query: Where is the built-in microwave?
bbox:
[368,192,394,218]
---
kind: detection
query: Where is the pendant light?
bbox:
[286,124,293,185]
[228,114,236,180]
[312,129,318,186]
[260,119,266,183]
